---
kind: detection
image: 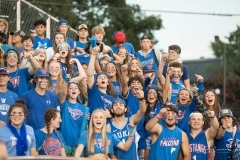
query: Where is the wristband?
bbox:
[139,97,145,101]
[221,126,226,130]
[210,114,216,118]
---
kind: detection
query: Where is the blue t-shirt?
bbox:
[78,131,120,156]
[59,62,78,82]
[33,36,52,49]
[21,89,59,130]
[108,118,138,160]
[67,37,74,49]
[0,90,18,122]
[111,81,122,98]
[87,84,114,114]
[187,131,209,160]
[35,129,65,156]
[8,67,32,97]
[214,130,240,160]
[171,82,185,104]
[176,98,197,133]
[73,53,90,65]
[0,124,36,156]
[148,124,182,160]
[60,100,89,146]
[111,42,135,57]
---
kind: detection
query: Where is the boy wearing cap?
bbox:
[57,19,74,50]
[187,111,219,160]
[33,19,52,49]
[74,23,89,55]
[21,68,59,130]
[111,31,135,57]
[108,97,146,160]
[146,105,190,160]
[214,108,240,160]
[0,66,18,126]
[10,30,25,53]
[4,48,39,96]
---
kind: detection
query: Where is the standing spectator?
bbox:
[87,44,114,114]
[214,109,240,160]
[59,82,89,156]
[35,108,66,156]
[162,45,190,90]
[21,68,59,130]
[0,100,37,156]
[135,35,161,86]
[57,19,74,50]
[0,66,18,126]
[74,109,134,159]
[202,90,221,130]
[187,111,219,159]
[0,18,10,47]
[33,19,52,49]
[111,31,135,57]
[0,19,8,35]
[108,96,146,160]
[4,48,39,96]
[10,30,25,53]
[145,105,190,160]
[74,23,89,55]
[18,35,35,68]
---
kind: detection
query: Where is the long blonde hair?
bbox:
[87,109,109,155]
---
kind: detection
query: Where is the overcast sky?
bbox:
[127,0,240,60]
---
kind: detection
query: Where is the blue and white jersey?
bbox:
[60,100,89,146]
[188,131,209,160]
[214,130,240,160]
[108,118,138,160]
[0,90,18,122]
[171,82,185,104]
[148,124,182,160]
[78,131,120,156]
[21,89,59,130]
[111,81,122,98]
[33,36,52,49]
[0,125,36,156]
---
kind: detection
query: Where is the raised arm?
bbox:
[69,58,86,83]
[87,47,100,89]
[28,54,40,75]
[162,67,172,103]
[120,64,129,97]
[130,89,146,125]
[205,110,219,139]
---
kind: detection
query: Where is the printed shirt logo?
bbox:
[0,104,10,115]
[10,76,20,88]
[68,107,84,120]
[190,143,207,154]
[43,137,62,156]
[41,69,48,75]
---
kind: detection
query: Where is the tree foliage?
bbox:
[30,0,162,50]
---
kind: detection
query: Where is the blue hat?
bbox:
[143,64,156,74]
[34,68,50,78]
[112,98,126,107]
[0,66,9,75]
[57,19,68,26]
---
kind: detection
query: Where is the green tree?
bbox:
[30,0,162,49]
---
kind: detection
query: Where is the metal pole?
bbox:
[16,0,21,30]
[223,43,226,106]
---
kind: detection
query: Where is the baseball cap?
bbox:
[0,66,9,75]
[219,108,235,120]
[57,19,68,27]
[112,98,126,106]
[10,30,25,37]
[78,24,88,30]
[34,68,50,78]
[141,34,152,41]
[143,64,155,74]
[114,31,126,44]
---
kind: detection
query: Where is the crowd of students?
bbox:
[0,17,240,160]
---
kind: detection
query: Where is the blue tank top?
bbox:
[188,131,208,160]
[148,124,182,160]
[108,118,138,160]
